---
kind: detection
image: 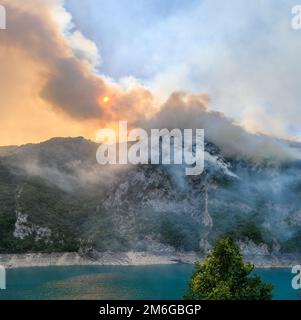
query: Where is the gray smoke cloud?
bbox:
[142,92,301,165]
[1,0,153,123]
[1,1,105,120]
[2,0,301,166]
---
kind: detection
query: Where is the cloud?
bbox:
[66,0,301,140]
[1,0,301,167]
[0,0,154,146]
[1,0,107,120]
[143,91,301,164]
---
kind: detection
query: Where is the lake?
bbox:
[0,265,299,300]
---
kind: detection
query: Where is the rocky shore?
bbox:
[0,251,300,269]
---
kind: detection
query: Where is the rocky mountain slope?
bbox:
[0,136,301,256]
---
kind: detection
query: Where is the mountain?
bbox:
[0,136,301,255]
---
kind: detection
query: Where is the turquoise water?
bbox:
[0,265,299,300]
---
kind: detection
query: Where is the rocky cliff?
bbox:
[0,137,301,258]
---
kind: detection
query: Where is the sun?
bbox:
[103,96,110,103]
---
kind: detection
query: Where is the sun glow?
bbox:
[103,96,110,103]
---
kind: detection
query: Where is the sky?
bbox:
[0,0,301,146]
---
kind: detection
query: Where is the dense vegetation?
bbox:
[185,238,273,300]
[0,160,84,253]
[1,137,301,255]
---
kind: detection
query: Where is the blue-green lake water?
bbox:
[0,265,299,300]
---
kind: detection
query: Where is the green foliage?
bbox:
[280,230,301,253]
[159,215,200,251]
[0,177,82,253]
[185,238,273,300]
[227,221,265,245]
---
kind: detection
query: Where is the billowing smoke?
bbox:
[1,0,301,166]
[142,92,301,165]
[0,0,153,126]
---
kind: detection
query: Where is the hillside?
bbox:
[0,136,301,256]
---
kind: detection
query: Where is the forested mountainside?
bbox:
[0,136,301,255]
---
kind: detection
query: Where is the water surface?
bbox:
[0,265,299,300]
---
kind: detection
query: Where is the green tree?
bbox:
[185,237,273,300]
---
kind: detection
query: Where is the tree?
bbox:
[184,237,273,300]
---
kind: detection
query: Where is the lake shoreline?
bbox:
[1,264,298,300]
[0,251,300,269]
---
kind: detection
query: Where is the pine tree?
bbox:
[185,237,273,300]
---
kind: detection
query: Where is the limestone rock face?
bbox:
[237,240,270,256]
[0,137,301,255]
[14,212,52,242]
